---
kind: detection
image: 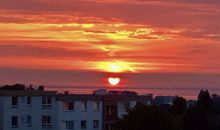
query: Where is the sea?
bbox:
[46,86,220,100]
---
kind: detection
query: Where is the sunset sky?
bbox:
[0,0,220,90]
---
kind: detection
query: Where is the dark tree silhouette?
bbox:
[184,90,218,130]
[116,103,173,130]
[38,85,44,90]
[0,84,25,90]
[172,97,187,115]
[197,90,213,113]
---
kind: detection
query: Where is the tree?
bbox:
[38,85,44,90]
[197,90,213,113]
[172,97,187,115]
[0,84,25,90]
[183,90,217,130]
[116,103,173,130]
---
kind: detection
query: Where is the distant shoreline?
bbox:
[45,86,220,100]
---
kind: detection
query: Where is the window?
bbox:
[63,102,74,111]
[42,115,52,128]
[42,96,52,108]
[11,116,18,128]
[27,116,32,127]
[27,96,32,105]
[81,102,87,112]
[12,96,18,106]
[93,120,99,129]
[106,105,117,116]
[93,101,99,111]
[63,121,74,129]
[81,120,87,129]
[105,124,114,130]
[122,102,130,111]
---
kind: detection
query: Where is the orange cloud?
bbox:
[0,0,220,75]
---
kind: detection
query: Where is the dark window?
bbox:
[105,124,115,130]
[122,102,130,111]
[42,97,52,109]
[81,102,87,112]
[42,96,51,104]
[64,121,74,129]
[93,120,99,129]
[27,116,32,127]
[63,102,74,110]
[12,96,18,106]
[93,101,99,111]
[106,105,117,116]
[81,120,87,129]
[11,116,18,128]
[42,115,52,128]
[27,96,32,105]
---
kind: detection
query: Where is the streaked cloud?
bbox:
[0,0,220,77]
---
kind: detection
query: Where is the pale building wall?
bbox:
[58,101,103,130]
[1,96,58,130]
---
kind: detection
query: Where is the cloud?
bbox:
[0,0,220,75]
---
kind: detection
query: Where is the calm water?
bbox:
[46,86,220,100]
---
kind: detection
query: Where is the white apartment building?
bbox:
[0,89,153,130]
[0,90,58,130]
[56,94,103,130]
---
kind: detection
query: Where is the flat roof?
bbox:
[56,94,103,101]
[56,94,152,101]
[0,90,57,96]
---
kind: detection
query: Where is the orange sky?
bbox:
[0,0,220,88]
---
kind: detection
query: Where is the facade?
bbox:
[154,96,177,105]
[56,94,103,130]
[102,92,152,130]
[0,90,58,130]
[0,89,153,130]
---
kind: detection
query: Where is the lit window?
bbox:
[27,116,32,127]
[42,96,52,109]
[63,121,74,129]
[63,102,74,110]
[81,120,87,129]
[11,116,18,128]
[12,96,18,106]
[81,102,87,112]
[93,120,99,129]
[93,101,99,111]
[42,115,52,128]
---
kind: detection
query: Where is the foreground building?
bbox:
[0,90,58,130]
[0,89,153,130]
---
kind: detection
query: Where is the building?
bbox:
[0,89,153,130]
[154,96,177,105]
[56,94,103,130]
[0,90,58,130]
[103,91,152,130]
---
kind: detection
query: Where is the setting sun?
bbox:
[108,77,120,86]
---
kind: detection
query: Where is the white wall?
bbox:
[0,97,4,130]
[1,96,58,130]
[58,101,103,130]
[118,101,136,118]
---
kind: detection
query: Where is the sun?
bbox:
[108,77,120,86]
